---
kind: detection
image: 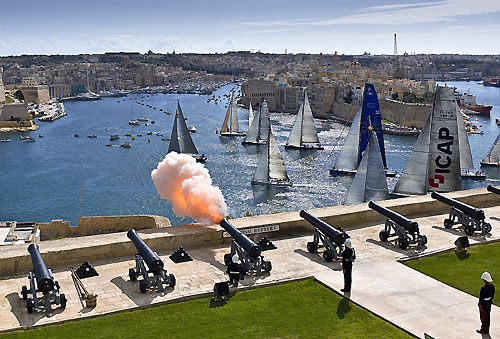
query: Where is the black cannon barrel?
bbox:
[487,185,500,195]
[27,244,54,293]
[368,201,419,233]
[219,219,261,259]
[300,210,348,245]
[431,192,485,220]
[127,229,164,275]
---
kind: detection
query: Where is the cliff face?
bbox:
[332,99,431,128]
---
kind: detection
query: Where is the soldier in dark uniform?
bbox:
[226,255,242,287]
[341,239,355,293]
[477,272,495,335]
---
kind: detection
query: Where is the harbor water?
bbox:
[1,82,499,225]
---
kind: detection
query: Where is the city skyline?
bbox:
[1,0,500,56]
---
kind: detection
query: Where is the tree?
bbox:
[391,92,399,100]
[344,90,353,104]
[13,90,24,101]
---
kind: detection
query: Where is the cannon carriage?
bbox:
[300,210,349,262]
[368,201,427,250]
[220,219,272,275]
[127,229,176,293]
[431,192,491,236]
[21,244,67,313]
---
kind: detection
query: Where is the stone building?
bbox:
[21,86,50,104]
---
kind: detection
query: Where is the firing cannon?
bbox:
[220,219,272,275]
[300,210,349,262]
[369,201,427,250]
[127,229,176,293]
[20,244,67,313]
[487,185,500,195]
[431,192,491,236]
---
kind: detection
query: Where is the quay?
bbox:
[0,187,499,338]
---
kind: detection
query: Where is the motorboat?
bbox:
[188,125,197,133]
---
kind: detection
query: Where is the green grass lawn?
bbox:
[3,278,413,339]
[405,241,500,307]
[1,96,14,105]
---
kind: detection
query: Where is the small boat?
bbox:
[188,125,197,133]
[129,120,140,125]
[87,135,97,138]
[137,134,143,137]
[151,120,155,124]
[120,141,132,148]
[74,134,79,137]
[159,109,163,112]
[219,93,246,137]
[164,109,172,114]
[1,139,12,142]
[25,137,36,143]
[147,131,153,135]
[161,137,170,141]
[145,123,149,126]
[496,118,500,125]
[125,133,132,137]
[106,144,112,147]
[137,117,148,121]
[38,134,43,138]
[110,135,120,141]
[156,132,163,136]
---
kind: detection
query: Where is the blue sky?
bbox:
[1,0,500,56]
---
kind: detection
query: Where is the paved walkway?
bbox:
[1,206,500,338]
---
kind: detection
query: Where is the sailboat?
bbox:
[393,85,462,195]
[242,100,270,145]
[220,94,245,137]
[128,102,140,125]
[168,101,207,163]
[480,131,500,167]
[344,130,389,204]
[285,90,323,150]
[248,102,254,131]
[252,123,291,187]
[330,83,395,177]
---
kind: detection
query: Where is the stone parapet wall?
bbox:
[379,98,432,128]
[0,187,497,277]
[38,215,169,240]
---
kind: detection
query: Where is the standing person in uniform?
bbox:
[226,255,242,287]
[341,239,355,293]
[477,272,495,335]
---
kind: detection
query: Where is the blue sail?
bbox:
[357,83,387,168]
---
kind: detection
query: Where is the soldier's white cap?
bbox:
[232,254,239,263]
[481,272,493,283]
[344,239,352,248]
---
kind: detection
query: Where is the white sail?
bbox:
[393,113,432,195]
[220,103,231,134]
[427,86,461,192]
[333,105,362,171]
[268,131,290,182]
[258,101,270,143]
[301,92,320,144]
[248,103,254,130]
[345,131,388,204]
[456,102,474,169]
[229,96,239,133]
[168,111,180,153]
[481,131,500,164]
[244,103,261,143]
[253,132,269,183]
[286,102,304,147]
[177,101,198,154]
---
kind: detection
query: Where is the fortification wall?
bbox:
[0,187,497,277]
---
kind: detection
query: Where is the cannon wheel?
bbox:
[307,242,317,253]
[484,223,492,233]
[379,230,389,242]
[264,261,272,272]
[139,280,147,294]
[444,219,452,229]
[129,268,137,281]
[21,286,28,300]
[55,281,60,291]
[26,298,33,313]
[224,253,232,266]
[168,274,176,288]
[398,237,409,250]
[465,226,474,236]
[60,294,67,309]
[323,251,333,262]
[420,235,428,246]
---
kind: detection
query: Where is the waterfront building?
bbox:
[21,85,50,104]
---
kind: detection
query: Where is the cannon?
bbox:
[431,192,491,236]
[368,201,427,250]
[220,219,272,275]
[487,185,500,195]
[20,244,67,313]
[127,229,176,293]
[300,210,349,262]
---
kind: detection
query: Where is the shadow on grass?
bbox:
[293,249,342,271]
[454,251,471,260]
[336,296,351,319]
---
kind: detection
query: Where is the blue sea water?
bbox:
[1,82,499,225]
